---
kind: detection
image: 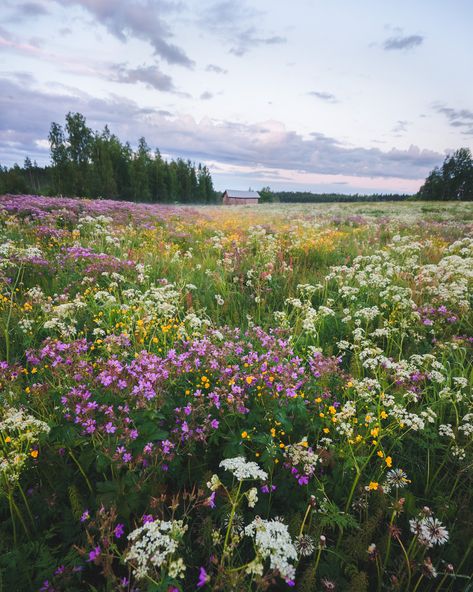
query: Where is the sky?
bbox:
[0,0,472,194]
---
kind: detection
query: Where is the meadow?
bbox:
[0,195,472,591]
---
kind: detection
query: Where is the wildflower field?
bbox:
[0,195,472,592]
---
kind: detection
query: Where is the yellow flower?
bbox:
[323,427,330,434]
[380,411,388,420]
[385,456,393,468]
[5,436,11,443]
[279,443,285,449]
[246,376,254,385]
[347,381,353,387]
[270,428,276,437]
[368,481,379,491]
[370,427,379,438]
[30,450,39,458]
[241,431,248,439]
[315,397,322,403]
[328,406,336,415]
[377,450,384,458]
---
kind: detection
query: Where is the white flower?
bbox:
[207,474,221,491]
[247,487,258,508]
[295,534,315,557]
[244,517,297,583]
[219,457,268,481]
[410,515,449,547]
[125,519,187,580]
[421,517,449,546]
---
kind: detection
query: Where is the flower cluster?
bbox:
[125,519,188,580]
[244,517,298,584]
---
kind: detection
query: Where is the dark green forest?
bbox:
[0,112,216,203]
[417,147,473,200]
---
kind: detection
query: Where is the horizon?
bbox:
[1,0,472,194]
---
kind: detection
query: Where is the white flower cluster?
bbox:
[244,517,297,583]
[0,407,50,438]
[0,408,50,484]
[284,443,319,476]
[219,457,268,481]
[125,519,187,580]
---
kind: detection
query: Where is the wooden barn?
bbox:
[222,189,260,205]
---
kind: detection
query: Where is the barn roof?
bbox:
[223,189,260,199]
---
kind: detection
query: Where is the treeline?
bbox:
[259,187,410,203]
[417,148,473,201]
[0,112,216,203]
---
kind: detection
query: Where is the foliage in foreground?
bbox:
[0,196,472,591]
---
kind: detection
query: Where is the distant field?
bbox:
[1,195,472,591]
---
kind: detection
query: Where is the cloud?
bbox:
[229,28,286,56]
[13,2,49,18]
[0,28,181,94]
[383,34,424,51]
[0,76,442,183]
[392,120,409,133]
[0,26,46,57]
[206,64,228,74]
[202,1,261,27]
[198,1,286,56]
[434,104,473,134]
[56,0,194,67]
[308,91,338,103]
[200,91,214,100]
[111,63,176,92]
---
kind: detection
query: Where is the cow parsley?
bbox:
[219,457,268,481]
[244,517,297,583]
[125,519,187,580]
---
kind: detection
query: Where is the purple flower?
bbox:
[88,545,101,562]
[206,492,216,508]
[210,419,219,429]
[104,422,116,434]
[260,484,277,493]
[114,523,125,539]
[80,509,90,522]
[197,566,210,588]
[142,514,154,524]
